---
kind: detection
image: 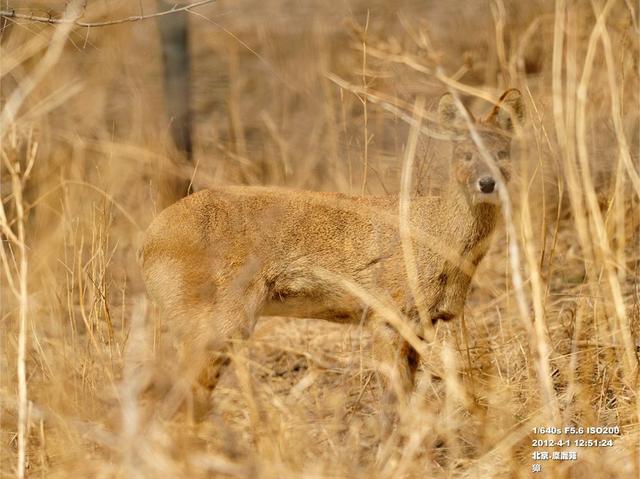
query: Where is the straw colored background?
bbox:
[1,0,638,477]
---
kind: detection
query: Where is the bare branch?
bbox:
[0,0,215,28]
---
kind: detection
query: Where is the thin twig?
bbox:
[360,12,370,195]
[0,0,215,28]
[326,73,460,141]
[0,10,75,133]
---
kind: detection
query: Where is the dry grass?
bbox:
[1,0,639,477]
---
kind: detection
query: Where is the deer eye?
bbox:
[463,152,473,162]
[497,150,509,160]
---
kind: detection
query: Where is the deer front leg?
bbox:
[428,266,471,324]
[370,320,418,436]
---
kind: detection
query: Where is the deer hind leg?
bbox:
[182,296,262,419]
[144,258,263,418]
[157,293,263,421]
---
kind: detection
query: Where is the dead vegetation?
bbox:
[0,1,638,478]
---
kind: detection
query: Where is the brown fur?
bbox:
[140,89,524,418]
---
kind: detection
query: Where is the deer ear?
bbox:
[486,88,524,131]
[438,93,472,128]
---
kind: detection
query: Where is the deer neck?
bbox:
[442,180,500,256]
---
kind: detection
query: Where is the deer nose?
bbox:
[478,177,496,193]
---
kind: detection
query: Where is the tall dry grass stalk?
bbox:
[399,96,429,331]
[0,0,638,477]
[0,130,36,479]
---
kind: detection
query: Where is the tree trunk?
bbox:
[157,0,193,202]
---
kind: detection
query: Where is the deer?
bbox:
[139,89,524,423]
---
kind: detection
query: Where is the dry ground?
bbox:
[1,1,639,478]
